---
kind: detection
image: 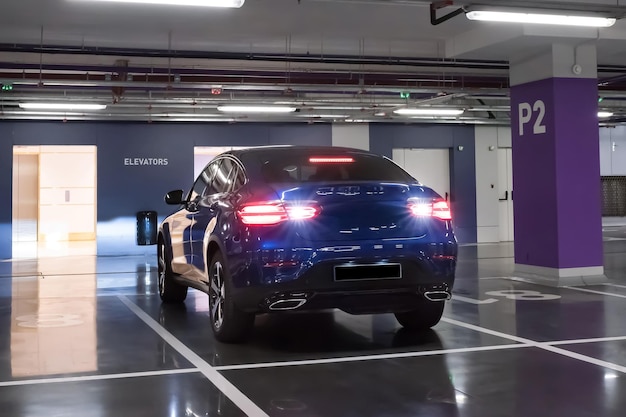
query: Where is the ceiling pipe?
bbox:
[0,112,511,125]
[0,43,510,70]
[0,77,508,95]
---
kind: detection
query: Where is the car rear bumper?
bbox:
[227,236,457,313]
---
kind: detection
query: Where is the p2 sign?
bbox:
[518,100,547,136]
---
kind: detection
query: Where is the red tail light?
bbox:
[238,202,320,225]
[408,198,452,221]
[309,157,354,163]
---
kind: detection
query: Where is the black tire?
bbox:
[208,251,255,343]
[157,239,188,303]
[394,301,445,331]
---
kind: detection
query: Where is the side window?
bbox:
[231,163,246,191]
[189,160,219,201]
[211,158,236,195]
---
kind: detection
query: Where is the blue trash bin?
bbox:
[136,211,157,245]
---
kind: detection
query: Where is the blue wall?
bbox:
[0,125,12,259]
[369,124,477,244]
[0,122,332,258]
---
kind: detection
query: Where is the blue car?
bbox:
[158,146,457,343]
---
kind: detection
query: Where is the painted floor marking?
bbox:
[547,335,626,346]
[442,317,626,374]
[0,368,199,387]
[118,295,269,417]
[452,294,499,304]
[478,276,511,280]
[605,283,626,290]
[565,286,626,300]
[214,344,527,371]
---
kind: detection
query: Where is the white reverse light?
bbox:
[598,111,614,118]
[466,11,616,28]
[19,103,107,111]
[393,108,465,116]
[73,0,244,7]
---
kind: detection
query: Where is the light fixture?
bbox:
[73,0,245,7]
[465,10,616,28]
[217,105,297,114]
[393,108,464,116]
[310,106,368,111]
[598,111,614,118]
[19,103,107,111]
[299,114,349,119]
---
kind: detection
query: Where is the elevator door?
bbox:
[12,152,39,242]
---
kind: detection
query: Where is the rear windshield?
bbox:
[253,151,415,183]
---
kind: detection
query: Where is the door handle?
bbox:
[499,191,508,201]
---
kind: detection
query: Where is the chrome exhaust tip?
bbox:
[424,291,452,302]
[268,299,307,311]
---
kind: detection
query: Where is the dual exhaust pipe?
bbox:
[266,289,451,310]
[268,298,308,311]
[424,290,452,302]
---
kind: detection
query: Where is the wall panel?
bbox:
[0,122,332,258]
[370,124,477,243]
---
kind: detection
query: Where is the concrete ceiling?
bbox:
[1,0,626,124]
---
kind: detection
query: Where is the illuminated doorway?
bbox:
[12,145,97,258]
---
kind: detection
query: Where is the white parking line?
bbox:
[213,343,527,371]
[564,286,626,299]
[478,276,511,280]
[118,295,270,417]
[547,335,626,346]
[605,283,626,290]
[0,368,199,387]
[442,317,626,374]
[452,295,499,304]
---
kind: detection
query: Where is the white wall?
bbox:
[474,126,500,243]
[331,124,370,150]
[600,126,626,176]
[474,126,512,243]
[38,146,97,241]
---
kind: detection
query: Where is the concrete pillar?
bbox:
[510,43,607,286]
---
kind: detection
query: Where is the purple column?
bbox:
[511,77,606,285]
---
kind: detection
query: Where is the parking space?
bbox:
[1,241,626,416]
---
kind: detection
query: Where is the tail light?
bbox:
[309,157,354,163]
[238,202,320,225]
[408,198,452,221]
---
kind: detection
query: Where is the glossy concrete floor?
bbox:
[2,227,626,416]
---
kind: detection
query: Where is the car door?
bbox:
[173,160,220,280]
[168,167,214,276]
[189,157,237,279]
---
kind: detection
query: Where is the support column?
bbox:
[510,44,607,286]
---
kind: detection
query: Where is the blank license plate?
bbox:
[334,264,402,281]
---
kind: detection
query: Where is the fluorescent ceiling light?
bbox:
[73,0,244,7]
[393,108,464,116]
[598,111,614,118]
[19,103,107,111]
[299,114,349,118]
[465,11,616,27]
[217,105,297,113]
[310,106,368,110]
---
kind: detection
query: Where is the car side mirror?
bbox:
[165,189,185,205]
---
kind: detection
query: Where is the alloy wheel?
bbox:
[209,261,226,330]
[157,243,166,296]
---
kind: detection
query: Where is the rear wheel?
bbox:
[394,301,445,331]
[157,239,188,303]
[208,251,255,343]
